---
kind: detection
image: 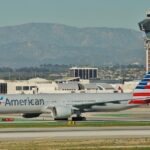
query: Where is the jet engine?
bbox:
[51,106,73,120]
[22,113,41,118]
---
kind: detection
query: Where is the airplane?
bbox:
[0,72,150,121]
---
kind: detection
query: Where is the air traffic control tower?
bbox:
[139,10,150,72]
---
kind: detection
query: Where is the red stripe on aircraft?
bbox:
[129,99,150,104]
[145,85,150,89]
[133,93,150,96]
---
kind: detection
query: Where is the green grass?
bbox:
[0,120,150,128]
[0,121,66,128]
[76,121,150,127]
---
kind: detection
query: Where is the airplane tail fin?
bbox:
[133,71,150,97]
[129,71,150,104]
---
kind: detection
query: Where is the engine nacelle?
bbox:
[23,113,41,118]
[52,106,73,119]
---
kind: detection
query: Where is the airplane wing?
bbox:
[73,97,150,111]
[40,97,150,119]
[73,99,127,110]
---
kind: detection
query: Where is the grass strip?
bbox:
[0,121,150,128]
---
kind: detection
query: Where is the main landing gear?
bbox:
[71,110,86,121]
[71,116,86,121]
[54,116,86,121]
[54,118,68,121]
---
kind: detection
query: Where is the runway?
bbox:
[0,107,150,140]
[1,126,150,139]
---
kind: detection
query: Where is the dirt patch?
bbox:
[0,137,150,150]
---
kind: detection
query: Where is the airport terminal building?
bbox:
[0,77,117,94]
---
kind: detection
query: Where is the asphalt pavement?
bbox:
[0,126,150,139]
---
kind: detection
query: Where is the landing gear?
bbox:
[71,110,86,121]
[71,116,86,121]
[54,118,68,121]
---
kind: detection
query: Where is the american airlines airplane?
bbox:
[0,72,150,121]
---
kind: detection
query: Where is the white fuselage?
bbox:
[0,93,136,114]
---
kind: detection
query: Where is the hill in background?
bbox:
[0,23,145,68]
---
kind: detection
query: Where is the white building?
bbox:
[0,77,119,94]
[0,78,58,94]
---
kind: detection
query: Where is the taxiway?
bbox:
[0,126,150,139]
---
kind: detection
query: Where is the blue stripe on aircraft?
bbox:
[135,86,145,89]
[144,75,150,78]
[142,79,149,82]
[138,82,147,85]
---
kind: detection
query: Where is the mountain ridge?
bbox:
[0,22,145,68]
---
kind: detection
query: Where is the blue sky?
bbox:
[0,0,149,30]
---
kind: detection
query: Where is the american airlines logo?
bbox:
[0,96,4,105]
[5,98,45,106]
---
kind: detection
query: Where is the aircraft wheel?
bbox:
[54,118,68,121]
[72,116,86,121]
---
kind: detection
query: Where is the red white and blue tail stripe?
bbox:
[134,72,150,96]
[129,71,150,105]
